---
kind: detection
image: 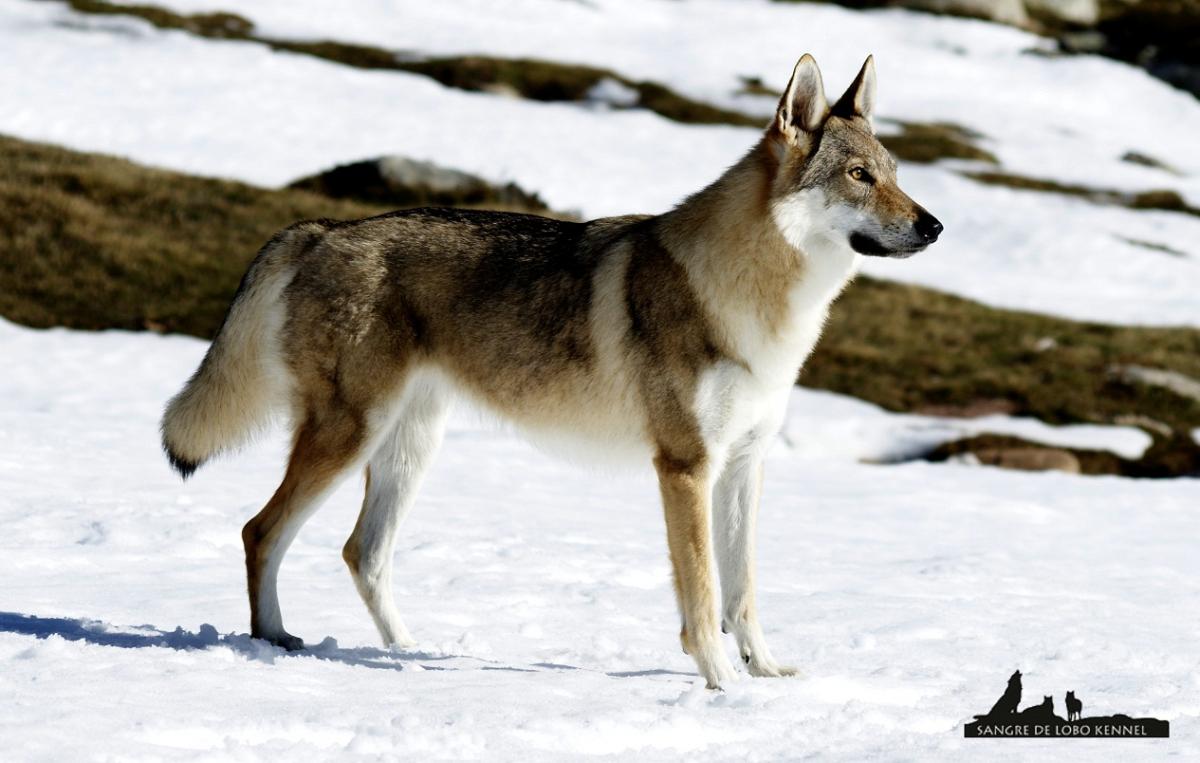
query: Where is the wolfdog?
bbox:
[162,54,941,689]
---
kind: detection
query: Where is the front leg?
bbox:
[654,453,739,690]
[712,445,797,678]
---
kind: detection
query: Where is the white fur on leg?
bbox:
[732,615,795,678]
[713,439,798,679]
[345,376,450,649]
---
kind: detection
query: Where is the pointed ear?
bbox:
[831,55,876,124]
[775,54,828,141]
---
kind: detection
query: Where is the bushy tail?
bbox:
[160,233,305,478]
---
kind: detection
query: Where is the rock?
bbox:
[1034,336,1058,352]
[377,157,497,197]
[1091,0,1200,98]
[1108,364,1200,404]
[480,82,522,99]
[1058,29,1108,52]
[1025,0,1100,27]
[927,435,1089,473]
[949,452,983,466]
[586,77,641,108]
[914,399,1018,418]
[812,0,1200,99]
[289,156,553,214]
[973,447,1083,473]
[909,0,1030,26]
[1111,414,1172,438]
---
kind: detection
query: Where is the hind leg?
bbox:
[243,407,368,649]
[343,379,449,648]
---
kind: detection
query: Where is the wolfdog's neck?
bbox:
[654,138,856,346]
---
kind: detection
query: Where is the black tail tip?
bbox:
[165,448,200,480]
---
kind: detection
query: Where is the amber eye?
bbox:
[849,166,871,182]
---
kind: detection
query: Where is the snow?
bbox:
[1,0,1198,327]
[783,389,1152,461]
[141,0,1200,196]
[586,77,640,108]
[2,319,1197,759]
[100,0,1200,255]
[2,2,1198,751]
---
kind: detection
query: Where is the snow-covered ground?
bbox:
[781,389,1151,462]
[3,1,1198,757]
[1,0,1199,326]
[2,320,1197,759]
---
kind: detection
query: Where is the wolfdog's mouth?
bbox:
[849,233,926,258]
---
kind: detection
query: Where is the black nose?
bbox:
[914,210,943,242]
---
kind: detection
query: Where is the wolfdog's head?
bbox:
[766,54,941,258]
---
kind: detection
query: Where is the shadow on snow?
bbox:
[0,611,693,680]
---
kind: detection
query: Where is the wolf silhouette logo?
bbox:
[1066,690,1083,721]
[965,670,1169,738]
[974,669,1021,719]
[1019,695,1056,723]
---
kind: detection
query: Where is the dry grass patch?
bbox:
[808,277,1200,475]
[288,157,560,216]
[963,171,1200,216]
[59,0,1017,162]
[57,0,758,127]
[877,121,998,165]
[65,0,252,37]
[0,135,543,337]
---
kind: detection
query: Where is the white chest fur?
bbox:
[694,193,861,462]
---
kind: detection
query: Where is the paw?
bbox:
[744,657,801,681]
[734,643,801,676]
[695,643,740,690]
[385,633,418,651]
[262,632,305,652]
[379,617,417,650]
